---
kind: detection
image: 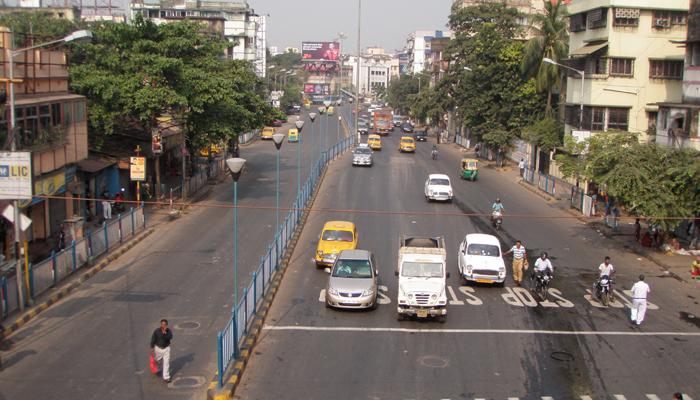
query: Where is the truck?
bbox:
[372,108,394,136]
[395,236,449,322]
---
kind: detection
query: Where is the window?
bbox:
[610,58,634,77]
[587,8,607,29]
[570,13,586,32]
[608,108,629,131]
[591,107,605,131]
[585,57,608,75]
[613,8,639,27]
[690,43,700,66]
[653,11,686,28]
[63,102,73,127]
[75,100,85,123]
[649,60,683,79]
[51,103,61,126]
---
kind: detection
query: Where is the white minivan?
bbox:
[457,233,506,286]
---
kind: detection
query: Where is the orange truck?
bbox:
[372,108,394,136]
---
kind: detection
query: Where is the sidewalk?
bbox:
[454,143,698,282]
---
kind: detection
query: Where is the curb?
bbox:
[0,227,155,343]
[207,156,332,400]
[517,179,554,202]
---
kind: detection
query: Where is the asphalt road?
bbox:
[235,129,700,400]
[0,107,349,400]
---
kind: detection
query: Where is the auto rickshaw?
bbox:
[288,128,299,143]
[460,158,479,181]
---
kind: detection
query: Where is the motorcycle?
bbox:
[491,210,503,230]
[594,275,614,306]
[530,270,552,301]
[431,149,438,160]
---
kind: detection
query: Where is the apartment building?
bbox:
[405,30,452,74]
[346,50,394,96]
[130,0,267,77]
[562,0,688,142]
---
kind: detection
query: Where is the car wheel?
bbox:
[497,280,505,288]
[325,301,332,309]
[435,315,446,323]
[370,298,378,310]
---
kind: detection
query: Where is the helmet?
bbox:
[541,252,547,258]
[496,198,501,203]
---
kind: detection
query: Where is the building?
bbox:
[284,46,300,54]
[0,26,89,259]
[404,30,452,74]
[428,37,450,87]
[268,46,281,56]
[655,0,700,151]
[130,0,267,77]
[346,49,394,96]
[451,0,550,39]
[0,6,82,21]
[562,0,688,143]
[17,0,126,21]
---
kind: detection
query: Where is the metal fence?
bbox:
[215,134,356,387]
[1,206,146,320]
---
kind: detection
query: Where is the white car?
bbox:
[458,233,506,286]
[424,174,453,202]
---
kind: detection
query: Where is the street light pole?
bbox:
[543,57,585,130]
[294,119,305,218]
[355,0,362,142]
[272,133,285,234]
[226,158,246,305]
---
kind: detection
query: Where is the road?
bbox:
[235,129,700,400]
[0,107,349,400]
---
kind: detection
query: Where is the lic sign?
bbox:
[0,152,33,200]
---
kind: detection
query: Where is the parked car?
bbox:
[314,221,358,267]
[458,233,506,286]
[401,122,414,133]
[272,119,285,127]
[324,249,378,310]
[352,144,373,166]
[414,130,428,142]
[424,174,453,202]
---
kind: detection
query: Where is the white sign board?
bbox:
[0,152,33,199]
[2,204,32,231]
[571,130,591,143]
[130,157,146,181]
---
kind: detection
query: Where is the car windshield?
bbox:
[332,259,372,278]
[416,131,426,135]
[401,139,414,143]
[401,262,443,278]
[322,229,354,242]
[355,148,371,155]
[429,178,450,186]
[467,243,500,257]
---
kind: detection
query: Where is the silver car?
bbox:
[352,144,373,166]
[325,249,378,310]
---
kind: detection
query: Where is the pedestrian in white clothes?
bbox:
[150,319,173,382]
[101,195,112,220]
[630,274,650,325]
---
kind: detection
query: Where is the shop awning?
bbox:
[570,42,608,57]
[76,157,116,173]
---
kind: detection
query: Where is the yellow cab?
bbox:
[327,106,335,115]
[399,136,416,153]
[261,127,275,140]
[367,134,382,151]
[315,221,358,267]
[288,128,299,142]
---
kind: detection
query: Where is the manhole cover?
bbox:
[175,321,201,330]
[550,351,574,362]
[170,376,206,389]
[417,355,449,368]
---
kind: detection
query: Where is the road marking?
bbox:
[614,395,627,400]
[447,286,464,305]
[263,325,700,336]
[580,397,593,400]
[646,395,661,400]
[377,285,391,304]
[319,289,326,302]
[542,397,555,400]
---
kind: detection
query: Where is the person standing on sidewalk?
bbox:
[504,240,527,286]
[630,274,650,326]
[518,158,525,177]
[101,194,112,221]
[150,319,173,383]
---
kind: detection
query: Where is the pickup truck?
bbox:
[395,236,448,322]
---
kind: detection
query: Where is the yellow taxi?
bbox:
[399,136,416,153]
[315,221,358,267]
[288,128,299,143]
[367,134,382,151]
[261,127,275,140]
[327,106,335,115]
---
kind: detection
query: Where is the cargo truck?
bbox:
[373,108,394,136]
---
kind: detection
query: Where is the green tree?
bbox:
[521,0,569,113]
[386,74,420,115]
[522,116,563,153]
[0,11,80,47]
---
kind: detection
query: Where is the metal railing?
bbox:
[215,134,356,387]
[0,206,146,320]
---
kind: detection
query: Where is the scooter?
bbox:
[531,270,552,301]
[491,210,503,230]
[431,149,438,160]
[594,275,614,306]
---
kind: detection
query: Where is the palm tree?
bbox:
[521,0,569,114]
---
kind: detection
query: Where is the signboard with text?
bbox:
[302,41,340,61]
[304,83,331,95]
[0,152,33,199]
[130,157,146,181]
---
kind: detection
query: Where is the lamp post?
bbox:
[5,28,92,311]
[337,115,342,142]
[294,119,305,201]
[318,106,327,160]
[323,100,332,157]
[226,158,246,305]
[272,133,285,234]
[543,57,585,129]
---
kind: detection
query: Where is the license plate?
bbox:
[476,279,493,284]
[416,309,429,318]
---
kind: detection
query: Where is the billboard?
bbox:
[304,83,331,95]
[302,41,340,61]
[0,152,33,200]
[303,62,339,74]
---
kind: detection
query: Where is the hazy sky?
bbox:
[249,0,453,53]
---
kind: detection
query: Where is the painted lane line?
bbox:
[614,395,627,400]
[646,395,661,400]
[580,397,593,400]
[263,325,700,336]
[508,398,520,400]
[542,397,555,400]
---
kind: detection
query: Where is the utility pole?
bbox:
[135,145,141,204]
[354,0,362,142]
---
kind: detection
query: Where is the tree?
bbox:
[0,11,81,47]
[386,74,421,115]
[521,0,569,113]
[522,116,563,153]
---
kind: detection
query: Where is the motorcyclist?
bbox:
[532,252,554,280]
[492,198,504,213]
[595,256,614,290]
[431,144,438,159]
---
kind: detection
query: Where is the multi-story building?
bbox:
[427,37,450,87]
[346,50,394,96]
[130,0,267,77]
[0,26,89,257]
[655,0,700,150]
[562,0,688,143]
[405,30,452,74]
[452,0,552,39]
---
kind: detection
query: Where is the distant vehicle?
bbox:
[458,233,506,286]
[367,134,382,151]
[324,249,378,310]
[424,174,453,202]
[373,108,394,136]
[393,115,405,127]
[398,136,416,153]
[327,106,335,115]
[358,122,369,135]
[401,122,414,133]
[272,119,285,127]
[414,130,428,142]
[396,236,448,322]
[261,127,275,140]
[286,105,301,115]
[288,128,299,143]
[314,221,358,267]
[352,144,373,166]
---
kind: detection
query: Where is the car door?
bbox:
[424,179,430,196]
[458,239,467,274]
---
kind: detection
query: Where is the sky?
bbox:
[249,0,454,53]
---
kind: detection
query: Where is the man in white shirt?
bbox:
[598,256,614,277]
[504,240,527,286]
[533,252,553,276]
[630,274,650,325]
[518,158,525,177]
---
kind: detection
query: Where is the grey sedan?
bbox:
[325,250,378,310]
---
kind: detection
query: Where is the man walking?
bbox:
[518,158,525,177]
[630,274,650,326]
[504,240,527,286]
[150,319,173,383]
[101,194,112,220]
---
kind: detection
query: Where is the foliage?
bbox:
[0,12,81,47]
[522,117,563,153]
[448,2,522,40]
[268,51,302,71]
[521,0,569,113]
[386,74,422,115]
[555,131,700,230]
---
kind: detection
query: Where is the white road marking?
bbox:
[614,395,627,400]
[508,398,519,400]
[377,285,391,304]
[580,397,593,400]
[263,325,700,336]
[319,289,326,302]
[447,286,464,305]
[542,397,555,400]
[646,395,661,400]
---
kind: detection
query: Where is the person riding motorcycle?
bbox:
[431,144,438,159]
[491,198,504,223]
[595,256,615,290]
[532,252,554,280]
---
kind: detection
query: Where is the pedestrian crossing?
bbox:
[406,395,694,400]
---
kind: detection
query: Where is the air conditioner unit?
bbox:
[655,19,670,27]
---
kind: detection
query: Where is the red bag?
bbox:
[149,353,158,374]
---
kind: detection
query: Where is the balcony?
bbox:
[656,128,700,150]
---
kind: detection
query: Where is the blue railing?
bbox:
[215,135,356,387]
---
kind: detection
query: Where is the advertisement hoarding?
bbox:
[303,62,339,74]
[130,157,146,181]
[304,83,331,95]
[302,41,340,61]
[0,152,33,199]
